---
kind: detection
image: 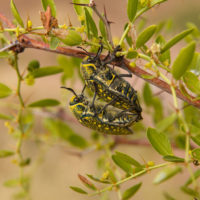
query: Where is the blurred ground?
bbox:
[0,0,200,199]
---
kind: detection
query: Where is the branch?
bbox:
[0,12,200,109]
[16,35,200,109]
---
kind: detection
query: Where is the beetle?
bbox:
[61,86,140,135]
[79,44,142,121]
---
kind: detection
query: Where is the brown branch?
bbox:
[0,12,200,109]
[16,35,200,109]
[0,13,15,28]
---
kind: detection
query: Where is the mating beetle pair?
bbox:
[62,86,139,135]
[62,45,142,134]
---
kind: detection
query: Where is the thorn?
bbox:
[103,5,114,25]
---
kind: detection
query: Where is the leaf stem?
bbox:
[89,162,169,196]
[119,23,131,46]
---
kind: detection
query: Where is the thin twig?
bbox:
[72,1,114,47]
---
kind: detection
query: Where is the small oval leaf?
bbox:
[10,0,24,27]
[171,42,196,80]
[127,0,138,22]
[184,169,200,186]
[163,155,185,163]
[183,72,200,95]
[99,19,107,40]
[156,113,177,132]
[115,151,142,168]
[41,0,56,17]
[192,148,200,161]
[72,0,90,16]
[122,182,142,200]
[112,154,133,174]
[0,83,12,98]
[0,150,15,158]
[59,30,82,46]
[0,113,13,120]
[70,186,88,194]
[28,99,60,107]
[136,25,157,48]
[84,7,98,38]
[50,36,60,49]
[78,174,97,191]
[30,66,63,78]
[161,28,194,53]
[191,135,200,146]
[153,167,182,184]
[147,128,173,156]
[87,174,110,184]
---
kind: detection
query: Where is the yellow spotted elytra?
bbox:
[61,86,140,135]
[80,44,142,121]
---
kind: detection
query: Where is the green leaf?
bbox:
[0,51,10,58]
[27,60,40,72]
[0,113,13,120]
[28,99,60,107]
[163,155,185,163]
[171,42,196,80]
[184,169,200,186]
[87,174,110,184]
[41,0,56,17]
[0,83,12,98]
[136,25,157,48]
[163,192,176,200]
[99,19,107,40]
[57,56,74,82]
[143,82,153,106]
[78,174,97,191]
[44,119,88,148]
[136,0,167,20]
[122,182,142,200]
[147,128,173,156]
[112,154,133,175]
[192,148,200,161]
[191,135,200,146]
[50,36,60,49]
[68,134,88,149]
[84,7,98,38]
[72,0,90,16]
[4,179,20,187]
[127,0,138,22]
[0,150,15,158]
[183,72,200,95]
[181,186,199,197]
[161,28,194,53]
[156,113,177,132]
[30,66,63,78]
[10,0,24,27]
[70,186,88,194]
[126,49,138,59]
[115,151,142,168]
[188,52,200,76]
[152,98,163,123]
[153,166,182,184]
[59,30,82,46]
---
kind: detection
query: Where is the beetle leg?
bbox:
[81,84,86,95]
[97,97,118,115]
[90,82,98,114]
[118,73,132,78]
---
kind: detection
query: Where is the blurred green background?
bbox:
[0,0,200,199]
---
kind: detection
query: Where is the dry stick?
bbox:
[17,35,200,109]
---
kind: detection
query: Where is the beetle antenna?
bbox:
[61,86,78,97]
[77,46,90,55]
